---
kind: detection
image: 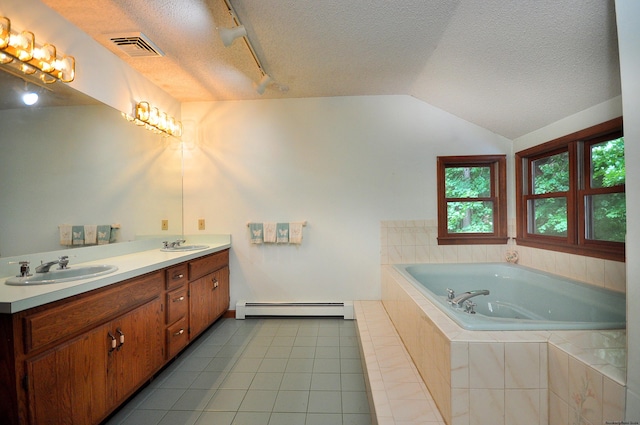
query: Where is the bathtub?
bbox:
[394,263,625,331]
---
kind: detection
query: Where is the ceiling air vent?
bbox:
[107,32,165,58]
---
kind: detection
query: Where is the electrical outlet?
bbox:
[161,219,169,231]
[198,218,205,230]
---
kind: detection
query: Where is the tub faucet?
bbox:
[35,256,70,273]
[451,289,490,307]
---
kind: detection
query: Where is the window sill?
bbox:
[438,236,508,245]
[514,238,624,262]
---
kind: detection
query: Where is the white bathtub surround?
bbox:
[354,300,445,424]
[381,264,626,425]
[380,220,626,294]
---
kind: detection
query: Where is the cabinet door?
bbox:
[213,266,230,319]
[26,324,109,425]
[189,275,213,338]
[109,297,164,405]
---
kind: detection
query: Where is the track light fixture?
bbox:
[220,0,275,95]
[219,25,247,47]
[255,73,272,95]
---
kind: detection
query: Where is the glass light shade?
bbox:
[55,55,75,82]
[0,52,13,64]
[0,17,10,49]
[33,43,56,72]
[158,112,168,131]
[136,102,150,122]
[149,107,160,126]
[10,30,34,61]
[39,72,56,84]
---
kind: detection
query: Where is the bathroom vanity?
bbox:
[0,239,230,425]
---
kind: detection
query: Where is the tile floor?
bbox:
[105,318,372,425]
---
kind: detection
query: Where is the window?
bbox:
[515,117,625,261]
[437,155,507,245]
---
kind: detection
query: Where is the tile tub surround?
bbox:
[354,301,446,424]
[380,220,626,294]
[381,265,626,425]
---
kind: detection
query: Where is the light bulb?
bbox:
[22,92,38,106]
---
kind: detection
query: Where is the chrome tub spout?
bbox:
[451,289,490,307]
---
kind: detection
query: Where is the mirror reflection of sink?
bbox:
[161,245,209,252]
[5,265,118,285]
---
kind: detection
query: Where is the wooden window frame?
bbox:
[515,117,624,261]
[437,155,508,245]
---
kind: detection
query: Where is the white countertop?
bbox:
[0,235,231,314]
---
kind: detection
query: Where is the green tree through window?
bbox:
[438,155,507,245]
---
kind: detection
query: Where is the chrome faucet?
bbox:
[163,239,186,249]
[35,256,70,273]
[450,289,490,307]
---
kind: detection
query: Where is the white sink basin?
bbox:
[5,265,118,285]
[161,244,209,252]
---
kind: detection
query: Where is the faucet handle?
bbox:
[9,261,32,277]
[446,288,455,301]
[58,256,70,269]
[463,300,477,314]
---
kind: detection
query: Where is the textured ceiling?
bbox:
[41,0,621,139]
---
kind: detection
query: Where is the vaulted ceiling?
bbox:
[41,0,621,139]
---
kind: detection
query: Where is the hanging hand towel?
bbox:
[84,225,98,245]
[97,225,111,245]
[72,225,85,245]
[249,222,264,244]
[263,222,277,243]
[289,222,303,244]
[59,224,72,246]
[276,223,289,243]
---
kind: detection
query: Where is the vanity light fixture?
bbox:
[220,0,275,95]
[128,101,183,137]
[0,16,75,84]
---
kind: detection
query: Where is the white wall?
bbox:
[615,0,640,420]
[182,95,511,305]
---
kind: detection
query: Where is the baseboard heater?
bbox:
[236,301,354,319]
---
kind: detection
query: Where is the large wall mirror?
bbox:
[0,68,183,258]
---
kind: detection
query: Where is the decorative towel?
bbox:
[59,224,72,246]
[289,222,303,244]
[97,225,111,245]
[72,225,85,245]
[84,225,97,245]
[276,223,289,243]
[249,222,264,244]
[263,222,277,243]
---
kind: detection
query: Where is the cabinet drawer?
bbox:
[23,271,163,353]
[166,317,188,359]
[189,250,229,281]
[166,286,188,324]
[166,263,188,290]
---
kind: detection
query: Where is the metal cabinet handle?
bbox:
[172,296,185,302]
[116,328,125,349]
[173,273,184,280]
[173,329,185,337]
[212,277,219,290]
[108,331,117,353]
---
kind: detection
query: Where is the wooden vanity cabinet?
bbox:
[0,248,230,425]
[188,250,230,340]
[165,263,189,359]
